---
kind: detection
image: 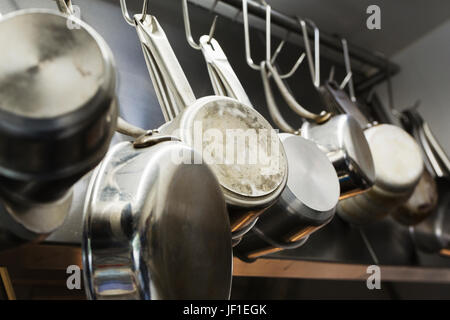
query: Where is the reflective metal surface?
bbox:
[338,124,424,225]
[122,7,288,233]
[302,114,375,199]
[198,35,339,253]
[393,170,438,226]
[83,140,232,299]
[236,133,340,259]
[411,179,450,255]
[260,18,375,199]
[0,7,117,244]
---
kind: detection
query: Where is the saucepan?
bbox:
[264,16,375,200]
[83,128,233,299]
[389,107,438,226]
[402,108,450,256]
[321,37,424,225]
[119,0,288,235]
[0,0,117,247]
[186,0,339,259]
[81,1,232,299]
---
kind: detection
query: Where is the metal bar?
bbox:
[192,0,400,92]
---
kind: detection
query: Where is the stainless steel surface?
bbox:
[402,108,450,254]
[266,18,375,199]
[393,170,438,226]
[262,60,375,199]
[338,124,424,225]
[301,115,376,199]
[236,133,339,259]
[83,140,232,299]
[0,5,117,245]
[200,36,253,107]
[194,31,339,255]
[325,33,425,226]
[411,180,450,255]
[390,108,440,226]
[122,1,288,233]
[2,0,446,277]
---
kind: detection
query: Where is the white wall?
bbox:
[377,18,450,154]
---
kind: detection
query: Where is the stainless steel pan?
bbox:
[192,4,339,258]
[83,132,233,299]
[0,2,117,246]
[119,0,288,235]
[82,1,232,299]
[324,38,424,225]
[402,108,450,255]
[264,17,375,200]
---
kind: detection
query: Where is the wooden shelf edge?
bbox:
[2,244,450,284]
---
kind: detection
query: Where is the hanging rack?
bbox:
[187,0,400,94]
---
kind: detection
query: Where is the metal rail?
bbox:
[189,0,400,93]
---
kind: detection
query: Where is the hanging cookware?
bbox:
[83,130,233,299]
[83,1,233,299]
[402,108,450,256]
[262,16,375,200]
[119,0,288,235]
[191,1,339,259]
[387,107,438,226]
[324,37,424,225]
[238,62,339,259]
[0,1,117,245]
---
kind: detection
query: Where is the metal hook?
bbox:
[243,0,271,70]
[341,38,356,101]
[183,0,218,50]
[269,31,305,79]
[298,17,320,88]
[244,0,302,78]
[120,0,149,26]
[269,45,305,79]
[329,65,335,82]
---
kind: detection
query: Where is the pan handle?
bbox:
[423,122,450,178]
[266,62,331,124]
[134,14,197,121]
[199,36,253,108]
[260,62,298,134]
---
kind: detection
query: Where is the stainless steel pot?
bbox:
[321,36,425,225]
[0,5,117,244]
[119,1,288,235]
[403,108,450,255]
[194,25,339,258]
[337,123,423,225]
[263,19,375,200]
[83,135,232,299]
[324,86,424,224]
